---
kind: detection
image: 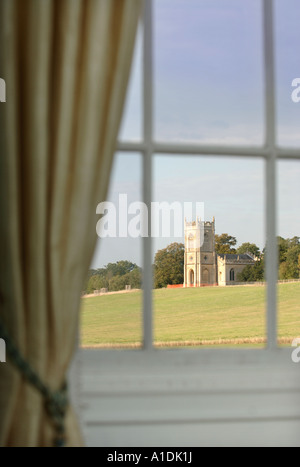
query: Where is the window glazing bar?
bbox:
[118,142,300,160]
[118,141,270,157]
[263,0,278,350]
[142,0,153,350]
[277,148,300,160]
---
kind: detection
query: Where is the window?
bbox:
[80,0,300,448]
[119,0,271,353]
[277,160,300,347]
[89,0,300,357]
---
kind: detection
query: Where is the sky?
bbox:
[91,0,300,269]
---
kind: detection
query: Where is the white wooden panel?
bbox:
[82,368,300,395]
[79,349,300,447]
[81,349,300,394]
[85,419,300,447]
[83,392,300,424]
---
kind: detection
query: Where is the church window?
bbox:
[189,269,195,285]
[202,269,209,284]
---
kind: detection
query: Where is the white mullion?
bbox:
[151,142,269,158]
[264,0,276,149]
[117,142,147,152]
[142,0,153,351]
[117,142,270,157]
[117,143,300,160]
[263,0,278,350]
[265,156,278,349]
[277,148,300,160]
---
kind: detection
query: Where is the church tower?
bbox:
[184,217,217,287]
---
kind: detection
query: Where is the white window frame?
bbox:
[92,0,300,365]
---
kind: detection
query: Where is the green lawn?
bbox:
[80,282,300,348]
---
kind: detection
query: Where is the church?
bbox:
[184,217,255,287]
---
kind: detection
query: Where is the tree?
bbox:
[108,268,142,292]
[107,263,142,291]
[126,267,142,289]
[83,268,107,293]
[279,262,289,280]
[108,275,127,291]
[277,236,289,263]
[85,274,108,294]
[283,245,300,279]
[237,258,265,282]
[154,242,184,289]
[215,234,237,254]
[105,260,137,279]
[277,237,300,279]
[237,242,261,258]
[83,260,141,294]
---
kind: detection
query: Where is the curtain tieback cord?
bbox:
[0,320,69,447]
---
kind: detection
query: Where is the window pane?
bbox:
[153,155,266,348]
[277,160,300,347]
[81,153,143,348]
[118,25,143,142]
[154,0,264,145]
[275,0,300,148]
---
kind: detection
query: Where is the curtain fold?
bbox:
[0,0,141,447]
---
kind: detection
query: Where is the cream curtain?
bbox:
[0,0,141,447]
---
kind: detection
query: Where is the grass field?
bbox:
[80,282,300,348]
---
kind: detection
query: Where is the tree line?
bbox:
[84,234,300,292]
[84,260,141,294]
[154,234,300,288]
